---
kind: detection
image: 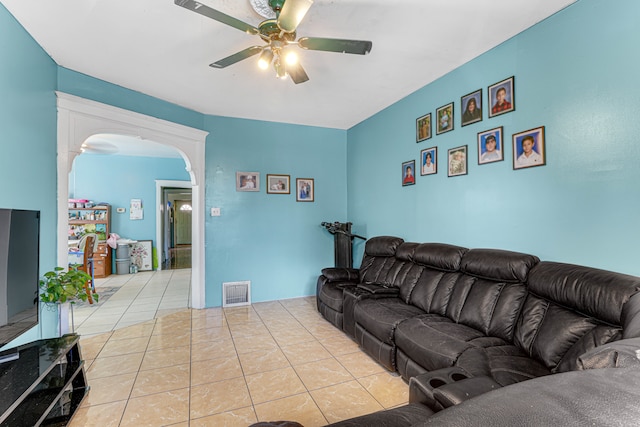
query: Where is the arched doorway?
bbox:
[56,92,208,309]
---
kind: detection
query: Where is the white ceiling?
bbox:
[2,0,575,130]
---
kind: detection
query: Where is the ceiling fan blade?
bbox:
[287,62,309,84]
[175,0,259,35]
[210,46,263,68]
[298,37,372,55]
[277,0,313,33]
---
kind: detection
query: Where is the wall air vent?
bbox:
[222,281,251,307]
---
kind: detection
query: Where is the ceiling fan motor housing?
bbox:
[268,0,286,13]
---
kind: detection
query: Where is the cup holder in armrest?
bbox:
[409,367,471,412]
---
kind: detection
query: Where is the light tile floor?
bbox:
[72,269,192,337]
[69,271,409,427]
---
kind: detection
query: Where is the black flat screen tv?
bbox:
[0,209,40,348]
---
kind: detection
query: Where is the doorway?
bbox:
[162,187,192,270]
[57,92,209,309]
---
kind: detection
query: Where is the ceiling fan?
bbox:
[175,0,373,84]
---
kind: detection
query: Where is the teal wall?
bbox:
[57,68,203,130]
[0,3,59,346]
[70,154,191,247]
[348,0,640,276]
[204,115,347,306]
[3,0,640,349]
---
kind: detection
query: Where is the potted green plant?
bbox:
[40,266,99,335]
[39,266,98,304]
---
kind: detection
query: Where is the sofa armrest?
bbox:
[432,376,501,408]
[321,267,360,282]
[577,337,640,370]
[357,283,400,295]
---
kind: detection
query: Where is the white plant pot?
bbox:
[58,302,74,336]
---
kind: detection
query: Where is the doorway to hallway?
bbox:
[161,186,192,270]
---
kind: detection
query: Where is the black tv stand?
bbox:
[0,334,88,426]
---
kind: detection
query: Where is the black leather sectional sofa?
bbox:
[316,236,640,417]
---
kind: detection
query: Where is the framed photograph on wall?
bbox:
[296,178,314,202]
[488,76,515,118]
[130,240,153,271]
[436,103,454,135]
[513,126,546,170]
[402,160,416,186]
[448,145,468,177]
[236,172,260,192]
[477,127,504,165]
[416,113,432,142]
[420,147,437,176]
[461,89,483,126]
[266,174,290,194]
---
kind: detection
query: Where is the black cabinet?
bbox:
[0,334,88,426]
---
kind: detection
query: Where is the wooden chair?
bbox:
[79,235,95,304]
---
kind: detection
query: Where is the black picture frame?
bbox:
[420,147,437,176]
[512,126,546,170]
[402,160,416,186]
[461,89,483,126]
[436,103,454,135]
[448,145,468,177]
[477,127,504,165]
[488,76,515,118]
[416,113,432,142]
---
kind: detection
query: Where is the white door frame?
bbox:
[56,92,209,309]
[156,180,192,270]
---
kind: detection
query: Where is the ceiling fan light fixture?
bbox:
[284,50,298,66]
[274,57,288,79]
[258,49,274,70]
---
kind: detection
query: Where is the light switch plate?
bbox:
[210,207,221,216]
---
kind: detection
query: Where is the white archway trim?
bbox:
[56,92,208,309]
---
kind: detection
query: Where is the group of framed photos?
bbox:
[236,172,314,202]
[405,76,546,186]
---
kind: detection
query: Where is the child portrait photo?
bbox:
[402,160,416,186]
[436,103,454,135]
[461,89,482,126]
[488,76,515,118]
[512,126,546,170]
[416,113,432,142]
[477,127,504,165]
[420,147,437,176]
[448,145,468,177]
[236,172,260,192]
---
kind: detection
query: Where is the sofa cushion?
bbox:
[514,293,622,372]
[359,236,405,285]
[457,280,527,342]
[321,267,360,282]
[364,236,405,257]
[413,243,468,272]
[409,271,460,315]
[354,298,425,345]
[527,261,640,326]
[395,315,488,372]
[318,282,353,312]
[460,249,539,283]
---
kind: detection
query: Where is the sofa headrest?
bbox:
[461,249,539,283]
[413,243,468,272]
[528,262,640,326]
[396,242,419,261]
[364,236,404,257]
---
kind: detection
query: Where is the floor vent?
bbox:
[222,281,251,307]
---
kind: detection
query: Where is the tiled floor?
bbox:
[72,269,192,337]
[69,271,408,426]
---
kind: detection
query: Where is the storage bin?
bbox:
[116,259,130,275]
[116,243,130,259]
